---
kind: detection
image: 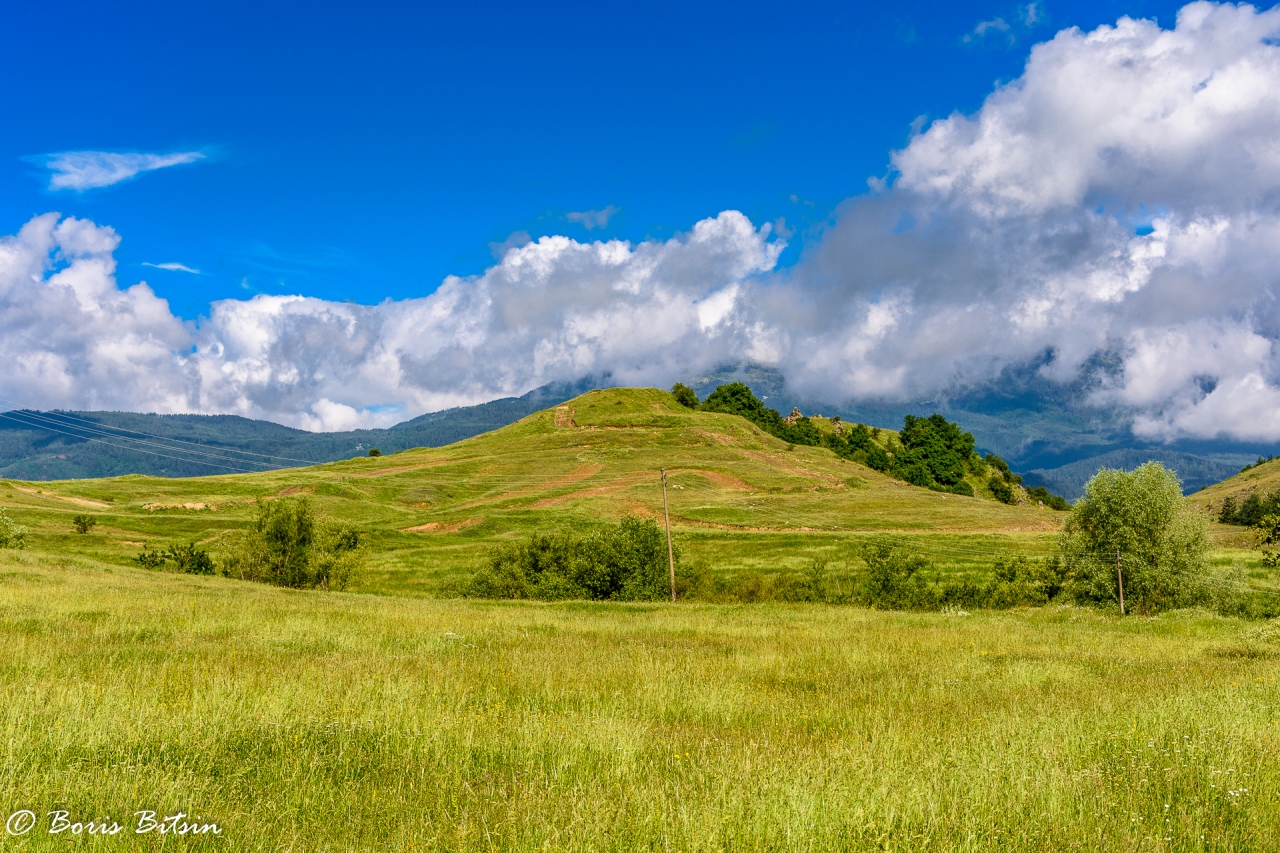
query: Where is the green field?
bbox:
[3,387,1280,850]
[3,551,1280,851]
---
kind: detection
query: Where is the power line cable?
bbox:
[0,397,323,466]
[0,412,266,475]
[0,409,281,470]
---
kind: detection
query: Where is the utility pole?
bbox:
[661,468,676,602]
[1116,549,1125,616]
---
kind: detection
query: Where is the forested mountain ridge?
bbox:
[0,379,593,480]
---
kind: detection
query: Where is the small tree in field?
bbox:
[1060,462,1208,613]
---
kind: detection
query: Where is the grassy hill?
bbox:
[0,387,1064,596]
[1192,457,1280,510]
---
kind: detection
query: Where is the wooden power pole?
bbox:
[1116,549,1125,616]
[661,468,676,602]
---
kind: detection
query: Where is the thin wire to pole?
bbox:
[1117,549,1125,616]
[661,468,676,602]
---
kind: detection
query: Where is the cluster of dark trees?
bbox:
[1218,491,1280,526]
[675,382,1069,507]
[1239,455,1277,474]
[680,382,890,471]
[893,414,977,495]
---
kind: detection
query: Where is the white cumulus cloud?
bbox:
[0,211,783,431]
[36,150,206,191]
[773,1,1280,442]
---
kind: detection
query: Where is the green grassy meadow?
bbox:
[3,387,1280,850]
[2,551,1280,851]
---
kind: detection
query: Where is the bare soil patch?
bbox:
[9,485,110,509]
[403,517,484,533]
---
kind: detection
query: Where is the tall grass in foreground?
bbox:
[1,550,1278,851]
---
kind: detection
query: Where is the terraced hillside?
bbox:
[0,388,1063,595]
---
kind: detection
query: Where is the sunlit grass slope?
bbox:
[1,552,1277,851]
[1192,458,1280,514]
[1189,460,1280,592]
[0,388,1063,594]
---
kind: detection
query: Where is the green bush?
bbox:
[133,542,216,574]
[984,556,1067,608]
[466,516,678,602]
[72,514,97,534]
[0,509,27,549]
[989,476,1015,505]
[166,542,216,575]
[220,499,363,590]
[1060,462,1210,613]
[855,543,938,610]
[671,383,700,409]
[133,545,168,570]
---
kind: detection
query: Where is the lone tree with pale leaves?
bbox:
[1059,462,1209,614]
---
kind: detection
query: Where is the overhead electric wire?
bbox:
[0,409,281,471]
[0,412,266,474]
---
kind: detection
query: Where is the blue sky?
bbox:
[1,0,1184,320]
[9,0,1280,443]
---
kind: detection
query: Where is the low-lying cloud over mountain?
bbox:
[4,2,1280,438]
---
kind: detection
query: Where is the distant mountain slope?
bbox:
[0,379,593,480]
[1021,449,1251,501]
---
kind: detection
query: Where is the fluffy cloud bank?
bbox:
[5,2,1280,440]
[0,210,781,430]
[781,0,1280,441]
